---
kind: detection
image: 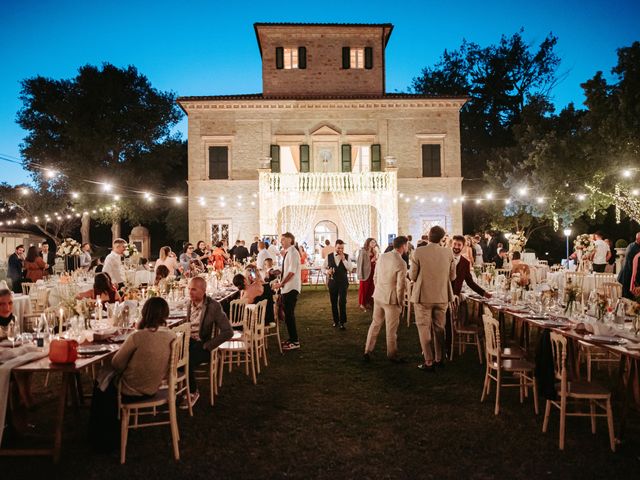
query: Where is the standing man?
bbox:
[234,240,250,264]
[326,239,350,330]
[79,243,92,270]
[185,276,233,408]
[256,241,272,271]
[592,231,608,273]
[363,236,408,363]
[103,238,127,289]
[410,226,456,372]
[7,245,25,293]
[39,241,55,275]
[619,232,640,298]
[249,236,260,257]
[273,232,301,351]
[451,236,491,298]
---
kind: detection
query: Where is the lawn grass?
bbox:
[3,285,640,479]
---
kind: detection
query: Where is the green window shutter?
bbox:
[421,144,442,177]
[270,145,280,173]
[342,47,351,69]
[298,47,307,69]
[275,47,284,69]
[341,144,352,172]
[371,144,381,172]
[364,47,373,69]
[299,144,310,172]
[208,146,229,179]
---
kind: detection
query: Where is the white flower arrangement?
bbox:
[574,234,595,254]
[124,243,139,258]
[508,231,527,252]
[56,238,82,257]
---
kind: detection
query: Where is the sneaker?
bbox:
[388,356,407,364]
[363,352,371,362]
[433,360,445,369]
[332,322,338,328]
[282,341,300,351]
[339,323,346,330]
[179,391,200,409]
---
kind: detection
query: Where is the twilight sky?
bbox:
[1,0,638,184]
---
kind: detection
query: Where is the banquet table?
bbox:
[462,291,640,441]
[0,285,238,462]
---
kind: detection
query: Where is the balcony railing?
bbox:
[260,171,395,193]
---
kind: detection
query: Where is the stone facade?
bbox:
[255,23,392,97]
[178,23,465,253]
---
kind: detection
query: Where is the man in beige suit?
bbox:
[363,236,408,362]
[410,226,456,371]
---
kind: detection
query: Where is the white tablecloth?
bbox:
[546,272,618,295]
[11,294,32,329]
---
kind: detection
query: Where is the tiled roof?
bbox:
[177,93,467,102]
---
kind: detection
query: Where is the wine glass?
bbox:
[7,320,16,348]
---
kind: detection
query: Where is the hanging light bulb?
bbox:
[518,187,527,197]
[485,191,494,200]
[102,182,112,192]
[536,197,545,204]
[71,192,79,199]
[174,196,183,204]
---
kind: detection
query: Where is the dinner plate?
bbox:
[583,334,627,345]
[77,344,117,355]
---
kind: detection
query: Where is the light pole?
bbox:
[563,228,572,265]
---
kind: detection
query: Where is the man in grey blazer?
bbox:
[409,226,456,371]
[363,236,408,362]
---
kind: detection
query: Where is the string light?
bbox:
[113,194,121,201]
[623,169,632,178]
[20,188,29,196]
[71,192,79,199]
[485,191,494,200]
[518,187,527,197]
[102,182,112,192]
[174,196,183,204]
[45,169,57,179]
[577,194,586,201]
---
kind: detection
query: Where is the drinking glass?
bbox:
[7,321,16,348]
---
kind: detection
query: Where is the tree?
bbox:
[16,63,185,244]
[483,41,640,234]
[412,30,562,181]
[0,183,77,241]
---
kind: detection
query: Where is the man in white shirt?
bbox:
[267,239,280,264]
[272,232,301,351]
[256,241,272,271]
[102,238,127,288]
[592,231,608,273]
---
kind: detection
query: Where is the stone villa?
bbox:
[177,22,465,252]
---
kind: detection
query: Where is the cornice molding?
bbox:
[181,98,466,112]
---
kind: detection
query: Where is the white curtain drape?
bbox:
[332,190,371,248]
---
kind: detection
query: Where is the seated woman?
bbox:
[154,265,170,286]
[77,272,122,304]
[510,251,532,287]
[155,246,181,276]
[24,245,48,282]
[111,297,176,399]
[232,268,275,325]
[233,269,264,305]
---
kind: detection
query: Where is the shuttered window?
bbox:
[421,144,442,177]
[208,146,228,180]
[342,47,350,69]
[298,47,307,69]
[300,144,310,172]
[364,47,373,69]
[341,144,352,172]
[275,47,284,69]
[270,145,280,173]
[371,144,382,172]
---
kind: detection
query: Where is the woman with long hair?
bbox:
[155,246,181,276]
[77,272,122,303]
[111,297,176,398]
[24,245,47,282]
[461,235,475,264]
[357,238,378,311]
[154,265,170,286]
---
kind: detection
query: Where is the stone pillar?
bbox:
[129,225,151,259]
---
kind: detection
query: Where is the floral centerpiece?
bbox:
[573,234,595,255]
[124,243,139,258]
[508,231,527,253]
[56,238,82,257]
